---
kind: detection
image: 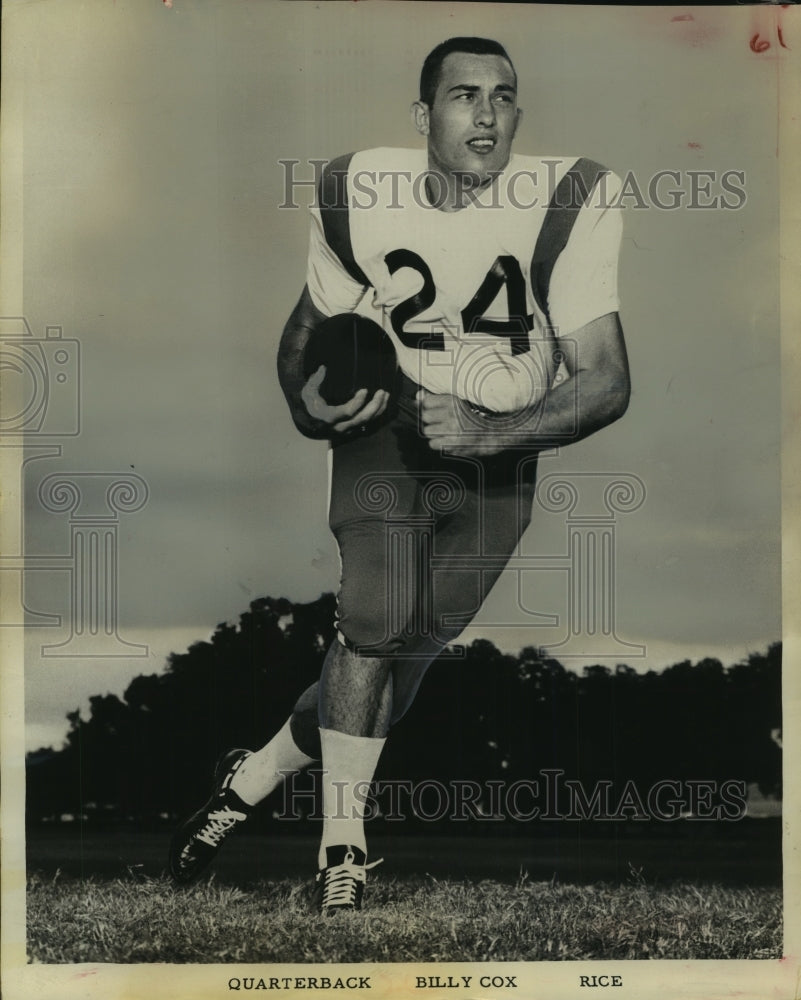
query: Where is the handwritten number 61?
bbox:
[750,27,789,53]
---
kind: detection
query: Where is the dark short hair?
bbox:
[419,37,516,107]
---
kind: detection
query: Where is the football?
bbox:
[303,312,398,406]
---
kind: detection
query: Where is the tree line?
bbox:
[25,594,781,829]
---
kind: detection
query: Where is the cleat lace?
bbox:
[194,805,248,848]
[319,850,383,910]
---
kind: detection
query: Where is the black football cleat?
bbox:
[168,749,252,885]
[311,845,382,914]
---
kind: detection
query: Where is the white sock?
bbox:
[318,727,386,868]
[230,717,317,807]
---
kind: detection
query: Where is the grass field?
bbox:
[26,872,782,964]
[25,828,782,963]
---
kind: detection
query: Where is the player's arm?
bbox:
[418,311,630,456]
[277,286,390,438]
[522,309,630,448]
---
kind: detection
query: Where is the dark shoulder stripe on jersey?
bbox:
[530,157,609,323]
[318,152,370,288]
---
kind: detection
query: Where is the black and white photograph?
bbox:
[1,2,798,999]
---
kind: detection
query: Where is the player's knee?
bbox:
[336,618,403,658]
[335,571,398,655]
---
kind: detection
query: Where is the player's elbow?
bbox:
[605,367,631,424]
[581,364,630,432]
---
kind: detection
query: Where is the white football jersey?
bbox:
[306,148,622,413]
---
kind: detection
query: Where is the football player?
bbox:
[169,36,630,913]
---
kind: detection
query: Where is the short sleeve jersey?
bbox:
[306,148,622,413]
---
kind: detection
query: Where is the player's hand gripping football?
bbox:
[301,366,390,434]
[417,389,509,457]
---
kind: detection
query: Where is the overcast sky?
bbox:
[5,1,786,751]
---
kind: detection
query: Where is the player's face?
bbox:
[416,52,521,188]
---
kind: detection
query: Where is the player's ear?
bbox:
[513,106,523,138]
[412,101,430,137]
